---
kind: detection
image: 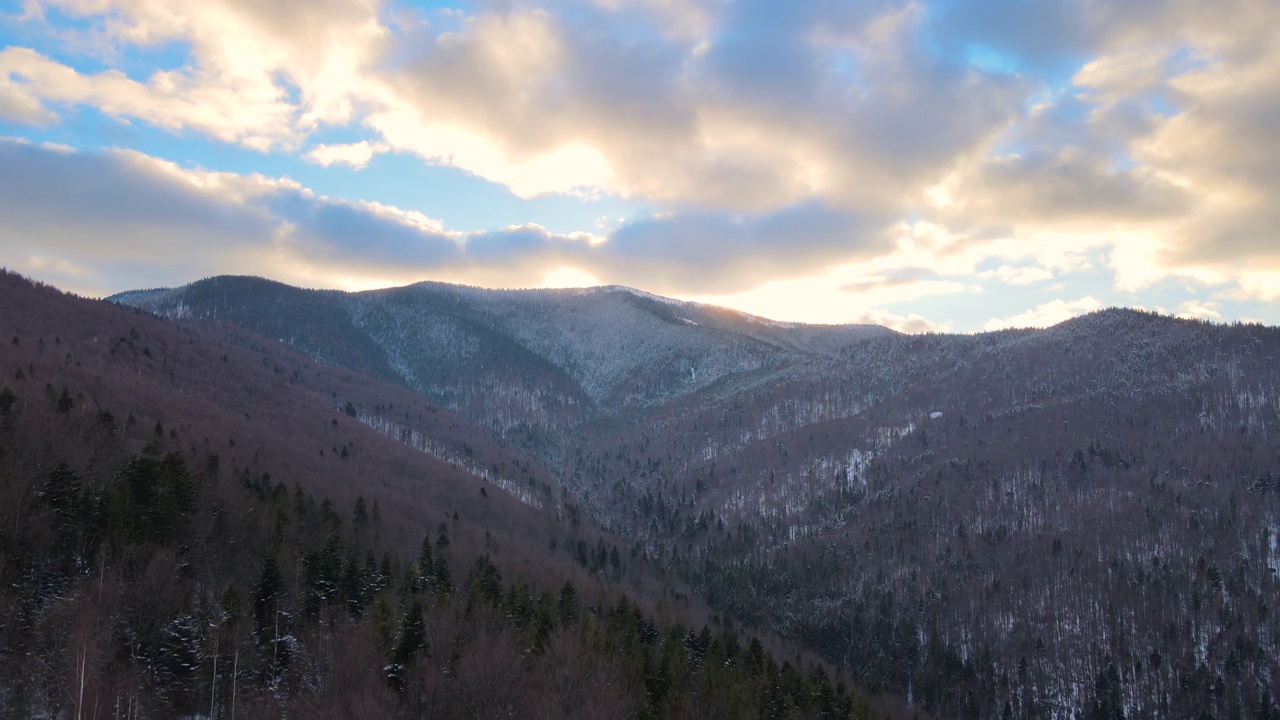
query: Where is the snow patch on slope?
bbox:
[356,412,548,510]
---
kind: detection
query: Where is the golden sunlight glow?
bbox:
[539,266,601,288]
[368,110,615,197]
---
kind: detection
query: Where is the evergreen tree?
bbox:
[418,530,433,577]
[1090,659,1126,720]
[433,556,453,596]
[558,580,580,625]
[253,554,284,640]
[56,386,74,412]
[39,461,81,518]
[387,596,427,692]
[352,496,369,538]
[465,555,503,611]
[341,547,367,617]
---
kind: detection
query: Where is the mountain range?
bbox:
[1,271,881,719]
[84,274,1280,717]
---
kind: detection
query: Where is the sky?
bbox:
[1,0,1278,333]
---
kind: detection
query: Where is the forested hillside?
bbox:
[0,271,881,719]
[115,275,1280,718]
[592,312,1280,717]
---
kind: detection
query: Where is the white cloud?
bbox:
[0,46,298,148]
[7,0,388,148]
[1131,41,1280,271]
[1175,300,1221,321]
[368,107,617,197]
[849,309,952,334]
[1073,48,1171,99]
[1225,271,1280,302]
[984,296,1103,331]
[362,2,1025,210]
[304,140,387,169]
[866,221,1107,298]
[0,64,60,124]
[978,264,1054,286]
[5,0,1280,323]
[905,0,1280,306]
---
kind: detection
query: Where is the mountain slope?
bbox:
[113,275,1280,718]
[3,271,884,719]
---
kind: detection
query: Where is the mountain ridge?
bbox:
[1,269,887,719]
[110,275,894,414]
[109,273,1280,718]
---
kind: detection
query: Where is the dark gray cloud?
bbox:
[0,141,891,296]
[0,141,283,294]
[264,193,463,267]
[946,150,1190,227]
[597,202,892,294]
[0,140,272,250]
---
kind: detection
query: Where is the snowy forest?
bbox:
[103,274,1280,718]
[0,271,880,719]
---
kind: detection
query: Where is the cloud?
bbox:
[74,0,1010,214]
[0,57,61,125]
[839,267,939,292]
[6,0,1280,320]
[984,296,1103,331]
[920,0,1280,304]
[589,0,722,41]
[368,106,617,197]
[932,148,1189,228]
[0,140,886,298]
[304,140,387,169]
[0,141,280,293]
[1174,300,1221,321]
[1135,44,1280,270]
[977,264,1054,286]
[1225,272,1280,303]
[6,0,388,148]
[857,221,1099,299]
[595,202,892,294]
[0,46,299,149]
[929,0,1094,73]
[849,309,951,334]
[0,140,506,293]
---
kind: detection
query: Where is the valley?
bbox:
[0,271,876,719]
[113,275,1280,718]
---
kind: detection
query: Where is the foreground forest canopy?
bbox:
[0,271,881,719]
[113,275,1280,719]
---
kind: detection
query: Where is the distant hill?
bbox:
[114,274,1280,718]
